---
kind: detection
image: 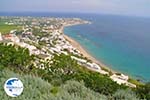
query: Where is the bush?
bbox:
[0,43,34,72]
[47,54,127,95]
[0,69,108,100]
[74,71,127,95]
[136,83,150,100]
[58,80,108,100]
[113,89,140,100]
[0,69,52,100]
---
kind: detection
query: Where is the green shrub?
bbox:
[136,83,150,100]
[0,43,34,72]
[113,89,140,100]
[60,80,108,100]
[0,69,52,100]
[0,69,108,100]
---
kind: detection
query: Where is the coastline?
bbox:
[62,23,139,87]
[62,29,139,87]
[63,33,116,74]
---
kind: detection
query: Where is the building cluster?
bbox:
[0,16,136,87]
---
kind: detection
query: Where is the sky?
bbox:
[0,0,150,17]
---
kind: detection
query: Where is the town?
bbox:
[0,16,136,87]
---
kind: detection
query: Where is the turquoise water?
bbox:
[1,12,150,81]
[64,15,150,82]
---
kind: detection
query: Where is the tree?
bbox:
[0,43,34,72]
[136,83,150,100]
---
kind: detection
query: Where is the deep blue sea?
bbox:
[1,12,150,81]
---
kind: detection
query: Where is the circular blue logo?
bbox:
[4,78,24,97]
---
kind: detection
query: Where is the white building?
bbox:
[17,42,40,55]
[3,34,20,43]
[110,74,129,85]
[0,33,2,41]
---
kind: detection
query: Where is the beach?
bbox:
[63,32,138,87]
[63,34,115,73]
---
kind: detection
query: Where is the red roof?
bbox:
[4,34,13,37]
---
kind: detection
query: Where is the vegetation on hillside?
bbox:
[0,43,34,72]
[0,43,149,100]
[0,69,139,100]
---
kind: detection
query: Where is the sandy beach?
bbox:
[63,34,115,73]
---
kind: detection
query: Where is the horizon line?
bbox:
[0,11,150,18]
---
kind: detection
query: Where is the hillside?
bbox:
[0,43,149,100]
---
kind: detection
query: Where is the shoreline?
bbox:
[62,24,138,87]
[63,33,116,74]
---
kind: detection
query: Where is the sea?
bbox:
[0,12,150,82]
